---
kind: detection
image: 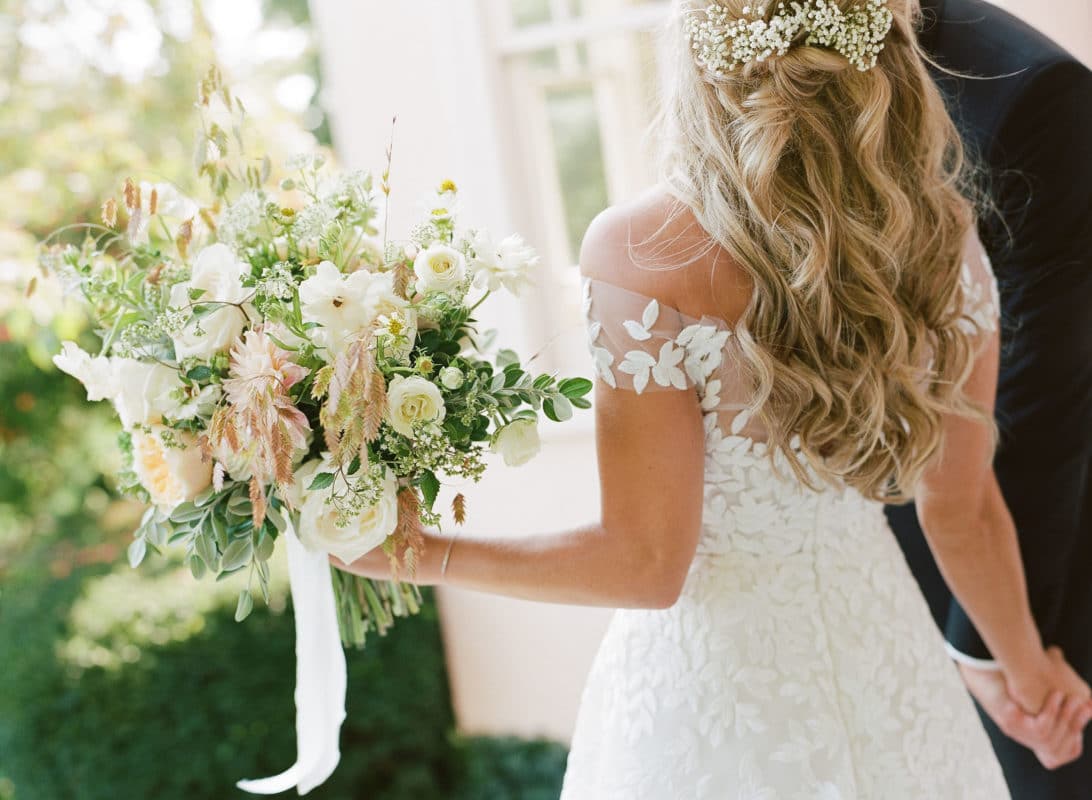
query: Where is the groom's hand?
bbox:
[959,655,1092,770]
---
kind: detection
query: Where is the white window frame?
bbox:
[475,0,672,388]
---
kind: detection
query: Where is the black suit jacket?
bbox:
[888,1,1092,796]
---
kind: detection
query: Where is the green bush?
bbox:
[450,736,570,800]
[0,563,462,800]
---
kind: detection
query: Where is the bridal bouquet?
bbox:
[40,68,590,794]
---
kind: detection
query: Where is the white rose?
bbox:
[170,243,251,361]
[131,427,213,512]
[469,231,538,295]
[53,342,116,402]
[386,375,446,437]
[297,462,399,563]
[439,366,464,390]
[413,244,466,295]
[111,359,182,429]
[491,419,541,467]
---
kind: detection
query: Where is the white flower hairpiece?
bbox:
[684,0,895,74]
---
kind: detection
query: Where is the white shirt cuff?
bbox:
[945,641,1002,671]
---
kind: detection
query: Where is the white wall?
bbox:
[993,0,1092,67]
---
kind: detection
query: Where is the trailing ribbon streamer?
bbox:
[237,523,347,795]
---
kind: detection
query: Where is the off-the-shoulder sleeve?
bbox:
[956,232,1001,342]
[581,277,732,394]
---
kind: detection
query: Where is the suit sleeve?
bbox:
[945,59,1092,660]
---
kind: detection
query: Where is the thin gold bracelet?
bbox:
[440,530,461,581]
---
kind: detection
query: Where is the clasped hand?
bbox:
[960,646,1092,770]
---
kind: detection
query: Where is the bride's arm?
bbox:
[335,379,705,609]
[433,385,704,608]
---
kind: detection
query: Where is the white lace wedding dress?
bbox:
[558,236,1011,799]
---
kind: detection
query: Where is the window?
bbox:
[479,0,671,377]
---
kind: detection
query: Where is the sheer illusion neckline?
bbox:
[582,276,737,336]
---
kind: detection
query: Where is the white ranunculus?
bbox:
[364,271,407,320]
[111,359,182,430]
[298,260,374,358]
[131,427,213,512]
[386,375,446,437]
[297,462,399,563]
[413,244,466,295]
[53,342,116,402]
[439,366,464,390]
[469,231,538,295]
[170,243,251,361]
[491,419,541,467]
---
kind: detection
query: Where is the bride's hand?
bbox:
[329,529,446,586]
[329,547,392,581]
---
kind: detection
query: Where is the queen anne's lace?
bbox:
[684,0,895,74]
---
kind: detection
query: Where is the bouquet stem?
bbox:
[330,568,423,649]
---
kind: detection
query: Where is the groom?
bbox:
[887,1,1092,797]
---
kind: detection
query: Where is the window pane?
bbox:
[545,85,609,262]
[509,0,552,27]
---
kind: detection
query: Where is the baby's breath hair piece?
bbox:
[684,0,895,74]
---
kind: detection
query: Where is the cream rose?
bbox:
[170,243,251,361]
[386,375,446,437]
[296,461,399,563]
[413,244,466,295]
[439,366,464,390]
[491,419,541,467]
[131,427,213,512]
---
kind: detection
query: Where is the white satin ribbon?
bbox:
[237,523,347,796]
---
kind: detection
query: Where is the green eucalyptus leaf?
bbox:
[254,529,276,562]
[195,530,219,571]
[496,348,519,368]
[185,365,213,382]
[571,396,592,410]
[170,502,204,523]
[216,566,246,582]
[127,537,147,569]
[189,554,207,580]
[550,394,574,422]
[211,514,229,551]
[194,485,219,507]
[220,538,253,572]
[235,589,254,622]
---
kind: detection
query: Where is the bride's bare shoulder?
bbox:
[580,186,749,320]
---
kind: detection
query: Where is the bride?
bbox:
[335,1,1090,796]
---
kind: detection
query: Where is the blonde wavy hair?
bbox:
[654,0,992,502]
